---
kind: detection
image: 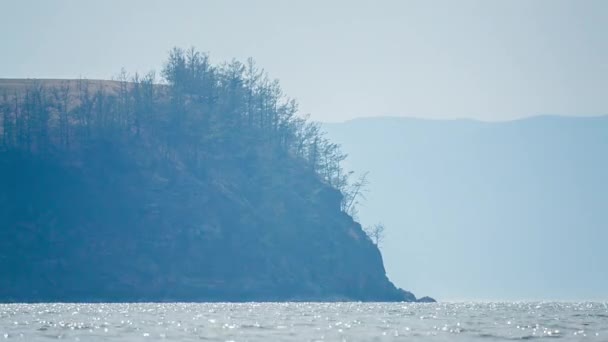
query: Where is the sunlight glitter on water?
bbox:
[0,302,606,341]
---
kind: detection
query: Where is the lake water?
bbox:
[0,302,606,341]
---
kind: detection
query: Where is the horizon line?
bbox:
[320,113,608,125]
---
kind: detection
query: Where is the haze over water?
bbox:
[1,2,607,341]
[1,302,607,341]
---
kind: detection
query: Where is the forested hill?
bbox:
[0,48,417,302]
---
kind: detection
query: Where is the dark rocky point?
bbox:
[416,296,437,303]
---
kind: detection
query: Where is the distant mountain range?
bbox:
[324,115,608,301]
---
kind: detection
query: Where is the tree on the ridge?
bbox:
[52,81,71,148]
[364,223,385,248]
[342,171,369,218]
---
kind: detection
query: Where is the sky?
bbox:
[1,0,607,122]
[325,116,608,301]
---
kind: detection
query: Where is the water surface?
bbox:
[1,302,606,341]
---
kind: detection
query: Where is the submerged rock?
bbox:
[416,296,437,303]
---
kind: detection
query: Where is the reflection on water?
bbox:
[0,302,606,341]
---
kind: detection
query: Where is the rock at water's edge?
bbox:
[416,296,437,303]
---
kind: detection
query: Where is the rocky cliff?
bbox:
[0,142,414,302]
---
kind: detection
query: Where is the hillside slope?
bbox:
[0,141,409,302]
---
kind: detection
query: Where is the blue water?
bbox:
[1,302,606,341]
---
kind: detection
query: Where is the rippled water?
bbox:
[0,302,606,341]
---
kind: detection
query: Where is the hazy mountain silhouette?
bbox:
[324,115,608,301]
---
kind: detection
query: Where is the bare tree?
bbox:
[0,91,10,149]
[364,223,385,248]
[244,57,262,127]
[342,171,369,218]
[52,81,70,148]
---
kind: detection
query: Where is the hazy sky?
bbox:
[1,0,607,121]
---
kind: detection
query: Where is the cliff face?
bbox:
[0,142,413,302]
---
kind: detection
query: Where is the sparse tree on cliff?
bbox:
[0,91,11,149]
[342,171,369,218]
[364,223,385,248]
[52,81,71,148]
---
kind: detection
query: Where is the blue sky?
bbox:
[1,0,607,122]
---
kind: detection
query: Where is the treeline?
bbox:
[0,47,365,217]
